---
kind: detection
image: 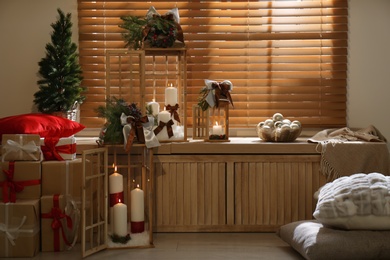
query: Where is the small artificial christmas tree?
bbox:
[34,8,85,115]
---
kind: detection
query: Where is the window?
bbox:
[77,0,348,131]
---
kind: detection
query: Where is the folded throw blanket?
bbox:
[308,125,390,181]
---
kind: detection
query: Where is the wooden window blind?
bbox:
[77,0,348,130]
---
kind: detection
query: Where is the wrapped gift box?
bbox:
[41,159,92,243]
[40,136,77,161]
[0,199,40,257]
[41,194,76,252]
[41,158,92,203]
[0,161,41,203]
[1,134,42,161]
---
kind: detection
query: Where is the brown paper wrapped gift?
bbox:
[0,199,40,257]
[41,158,92,203]
[41,194,76,252]
[41,159,92,242]
[0,161,41,203]
[1,134,42,161]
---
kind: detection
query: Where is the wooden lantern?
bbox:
[205,100,230,142]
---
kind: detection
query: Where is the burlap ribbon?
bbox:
[203,79,234,108]
[41,194,73,252]
[1,162,41,203]
[166,104,180,123]
[153,119,174,138]
[41,137,76,161]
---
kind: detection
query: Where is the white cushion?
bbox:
[313,172,390,230]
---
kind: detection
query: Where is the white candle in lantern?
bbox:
[131,184,144,222]
[147,99,160,116]
[113,199,128,237]
[212,122,223,135]
[109,165,123,233]
[109,166,123,194]
[156,108,171,141]
[165,83,178,106]
[158,108,171,123]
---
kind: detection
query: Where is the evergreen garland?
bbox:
[96,97,143,144]
[34,9,85,114]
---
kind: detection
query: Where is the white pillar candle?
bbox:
[109,166,123,194]
[109,166,123,233]
[147,99,160,116]
[113,200,128,237]
[156,109,171,141]
[130,185,144,222]
[165,83,178,106]
[212,122,223,135]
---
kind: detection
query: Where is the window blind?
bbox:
[77,0,348,130]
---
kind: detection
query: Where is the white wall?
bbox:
[0,0,389,149]
[348,0,390,150]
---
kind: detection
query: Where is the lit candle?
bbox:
[147,99,160,116]
[109,165,124,233]
[130,184,144,233]
[212,122,223,135]
[113,199,128,237]
[109,166,123,194]
[158,108,171,123]
[165,83,178,106]
[156,108,171,141]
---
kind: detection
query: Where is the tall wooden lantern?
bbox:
[143,47,187,142]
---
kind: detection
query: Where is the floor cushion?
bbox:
[277,220,390,260]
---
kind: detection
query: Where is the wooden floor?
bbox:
[16,233,304,260]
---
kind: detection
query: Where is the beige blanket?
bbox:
[308,125,390,181]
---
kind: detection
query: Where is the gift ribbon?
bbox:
[202,79,234,108]
[2,139,40,162]
[166,104,181,123]
[1,162,41,203]
[124,115,149,152]
[109,191,124,207]
[41,138,76,161]
[41,194,73,251]
[0,215,26,246]
[153,119,174,138]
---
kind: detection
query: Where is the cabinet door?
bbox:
[154,156,226,232]
[233,155,325,231]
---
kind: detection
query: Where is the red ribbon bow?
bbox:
[41,194,73,251]
[1,161,41,203]
[41,137,76,161]
[166,104,181,123]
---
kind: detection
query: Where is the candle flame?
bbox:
[114,165,117,172]
[215,122,219,126]
[152,98,155,102]
[118,199,121,203]
[137,184,140,188]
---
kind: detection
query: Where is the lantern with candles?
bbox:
[144,47,187,142]
[199,79,234,142]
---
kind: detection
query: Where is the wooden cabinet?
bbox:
[152,153,325,232]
